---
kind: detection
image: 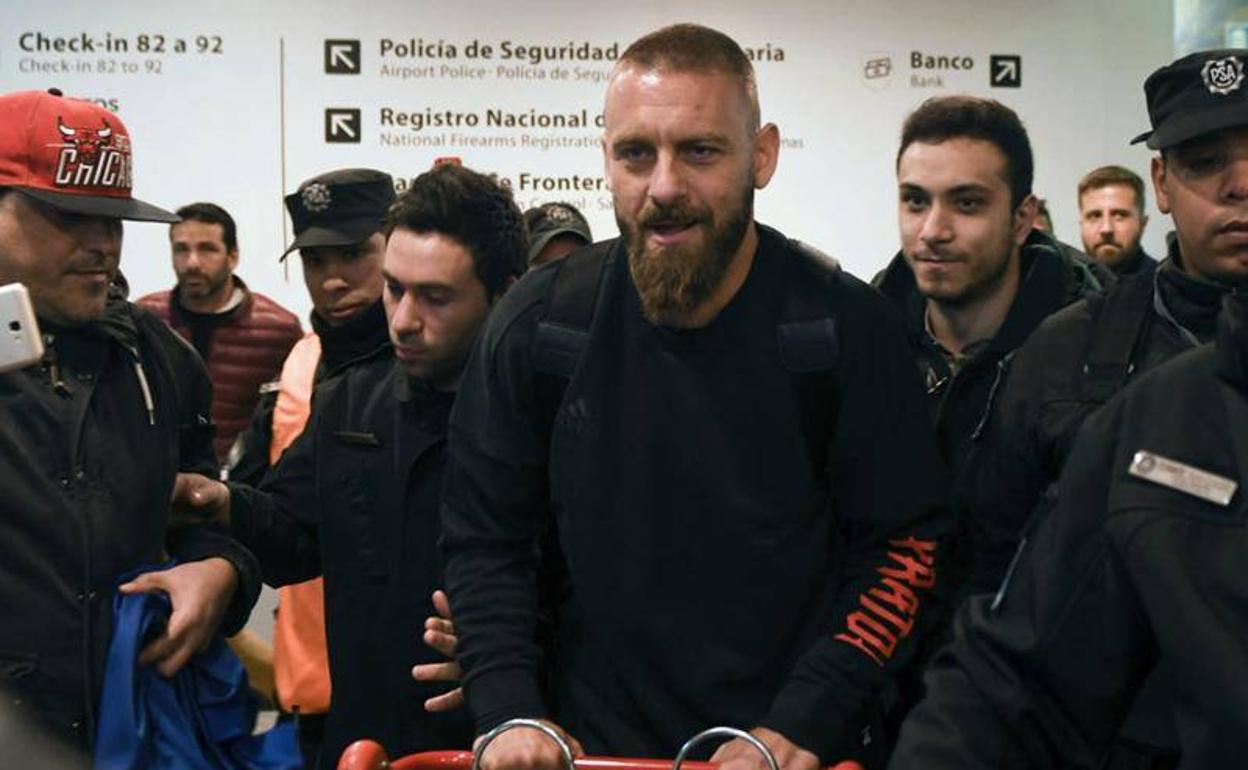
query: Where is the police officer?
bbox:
[958,47,1248,765]
[228,168,396,766]
[173,163,524,769]
[890,49,1248,767]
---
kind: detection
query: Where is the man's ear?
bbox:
[753,123,781,189]
[1152,155,1172,214]
[1012,194,1039,245]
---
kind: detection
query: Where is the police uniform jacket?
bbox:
[889,290,1248,768]
[227,351,472,770]
[966,246,1230,595]
[0,284,261,749]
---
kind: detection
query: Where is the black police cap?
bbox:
[1132,49,1248,150]
[281,168,396,259]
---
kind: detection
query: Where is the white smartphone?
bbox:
[0,283,45,374]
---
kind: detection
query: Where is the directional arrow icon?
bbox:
[324,39,361,75]
[990,55,1022,88]
[325,108,361,143]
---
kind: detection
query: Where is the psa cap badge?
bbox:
[301,182,332,213]
[1202,55,1245,96]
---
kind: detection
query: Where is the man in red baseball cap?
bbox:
[0,89,259,761]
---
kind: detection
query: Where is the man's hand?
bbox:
[710,728,819,770]
[474,720,584,770]
[412,589,464,712]
[119,557,239,677]
[170,472,231,528]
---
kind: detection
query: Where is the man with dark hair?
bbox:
[1077,164,1156,275]
[894,48,1248,768]
[138,201,302,464]
[0,89,259,760]
[441,23,950,770]
[525,201,593,268]
[172,162,524,769]
[918,48,1248,767]
[227,168,397,765]
[871,96,1108,737]
[876,95,1107,480]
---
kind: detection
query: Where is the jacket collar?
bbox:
[876,229,1105,358]
[312,298,391,380]
[1154,240,1231,346]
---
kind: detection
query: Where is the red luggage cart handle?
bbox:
[338,720,864,770]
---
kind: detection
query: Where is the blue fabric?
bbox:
[95,564,301,770]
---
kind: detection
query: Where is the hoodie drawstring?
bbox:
[127,347,156,426]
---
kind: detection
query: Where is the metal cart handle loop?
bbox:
[672,727,780,770]
[471,719,577,770]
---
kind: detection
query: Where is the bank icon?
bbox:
[990,55,1022,88]
[862,52,894,90]
[325,108,361,143]
[325,39,361,75]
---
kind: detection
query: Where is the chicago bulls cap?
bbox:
[1131,49,1248,150]
[282,168,395,259]
[0,89,177,222]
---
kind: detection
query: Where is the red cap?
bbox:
[0,89,177,222]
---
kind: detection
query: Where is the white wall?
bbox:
[3,0,1173,320]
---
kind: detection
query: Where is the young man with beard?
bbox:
[227,168,397,766]
[874,97,1109,496]
[138,203,303,464]
[439,23,950,770]
[1077,165,1157,276]
[889,49,1248,767]
[870,96,1109,740]
[946,48,1248,767]
[0,89,259,762]
[171,163,523,769]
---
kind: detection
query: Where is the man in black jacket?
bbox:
[0,89,259,762]
[1077,165,1158,276]
[872,97,1109,735]
[875,95,1109,497]
[227,168,396,765]
[229,169,394,486]
[440,23,950,770]
[173,163,525,769]
[891,48,1248,767]
[958,49,1248,767]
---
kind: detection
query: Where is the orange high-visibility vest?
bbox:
[270,333,332,715]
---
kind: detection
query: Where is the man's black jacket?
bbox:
[890,290,1248,769]
[874,229,1110,486]
[0,285,260,749]
[229,299,391,487]
[228,352,472,769]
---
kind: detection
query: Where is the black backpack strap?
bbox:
[778,239,843,484]
[533,244,614,423]
[1077,272,1154,404]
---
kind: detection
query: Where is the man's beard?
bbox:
[623,187,753,326]
[179,269,230,301]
